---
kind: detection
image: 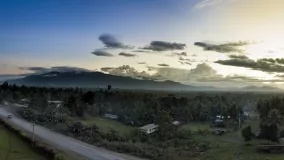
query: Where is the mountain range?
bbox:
[7,71,283,92]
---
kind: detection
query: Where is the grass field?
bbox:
[180,119,284,160]
[179,122,212,132]
[80,117,135,137]
[0,125,46,160]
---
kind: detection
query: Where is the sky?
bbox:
[1,0,284,88]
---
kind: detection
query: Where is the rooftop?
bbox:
[140,124,158,130]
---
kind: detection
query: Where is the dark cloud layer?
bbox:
[133,50,149,53]
[261,58,284,64]
[119,52,136,57]
[158,63,170,67]
[91,50,114,57]
[216,58,284,72]
[194,41,250,53]
[98,34,130,48]
[143,41,186,51]
[19,66,90,74]
[228,55,249,59]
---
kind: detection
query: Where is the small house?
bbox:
[104,114,118,120]
[172,121,180,126]
[140,124,158,134]
[48,101,62,108]
[19,99,29,106]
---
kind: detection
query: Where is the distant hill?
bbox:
[8,71,214,91]
[240,85,283,92]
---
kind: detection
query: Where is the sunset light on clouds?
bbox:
[1,0,284,88]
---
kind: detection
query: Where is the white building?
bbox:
[139,124,158,134]
[104,114,118,120]
[140,121,180,134]
[48,101,62,108]
[172,121,180,126]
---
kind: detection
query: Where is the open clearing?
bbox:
[0,125,46,160]
[180,120,284,160]
[80,117,135,137]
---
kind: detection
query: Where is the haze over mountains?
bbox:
[6,71,282,92]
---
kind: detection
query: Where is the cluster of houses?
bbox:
[18,99,62,108]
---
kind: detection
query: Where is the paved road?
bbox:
[0,107,145,160]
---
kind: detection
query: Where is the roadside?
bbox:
[0,106,146,160]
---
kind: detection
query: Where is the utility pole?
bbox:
[237,113,241,160]
[32,122,35,143]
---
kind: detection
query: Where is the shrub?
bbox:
[177,129,192,139]
[242,125,253,142]
[280,129,284,138]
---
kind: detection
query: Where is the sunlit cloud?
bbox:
[194,0,237,9]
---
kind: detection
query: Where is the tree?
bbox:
[107,85,112,91]
[28,96,48,112]
[266,109,282,127]
[64,95,85,117]
[0,81,9,91]
[242,125,253,142]
[156,110,176,140]
[82,91,95,105]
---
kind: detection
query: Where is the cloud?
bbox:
[185,62,191,65]
[99,63,277,87]
[101,67,114,72]
[158,63,170,67]
[194,0,237,9]
[143,41,186,51]
[133,50,149,53]
[100,65,150,78]
[215,58,284,72]
[172,52,187,57]
[118,52,136,57]
[98,34,131,49]
[19,66,90,74]
[179,61,184,65]
[261,58,284,64]
[194,41,250,53]
[91,50,114,57]
[138,62,146,64]
[228,55,249,59]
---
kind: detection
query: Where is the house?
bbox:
[48,101,62,108]
[172,121,180,126]
[214,119,225,128]
[104,114,118,120]
[19,99,29,106]
[140,124,158,134]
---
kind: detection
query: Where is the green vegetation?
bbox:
[180,122,211,132]
[4,82,284,160]
[0,125,46,160]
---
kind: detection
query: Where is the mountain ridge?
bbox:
[6,71,283,92]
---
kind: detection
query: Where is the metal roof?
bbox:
[140,124,158,130]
